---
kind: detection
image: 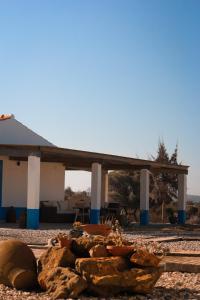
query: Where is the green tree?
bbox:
[152,141,179,206]
[108,141,180,222]
[108,170,157,221]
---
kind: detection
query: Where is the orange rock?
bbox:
[130,249,162,267]
[80,224,111,236]
[38,246,76,272]
[89,245,108,257]
[38,267,87,299]
[76,256,129,278]
[106,245,135,257]
[87,267,162,296]
[71,236,106,257]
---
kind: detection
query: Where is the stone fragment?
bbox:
[38,267,87,299]
[0,239,37,290]
[38,246,76,272]
[47,234,72,248]
[88,267,162,296]
[76,256,129,278]
[71,236,106,257]
[130,249,162,267]
[75,255,162,297]
[89,245,108,257]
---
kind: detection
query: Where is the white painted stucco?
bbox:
[27,155,41,210]
[40,163,65,202]
[0,156,65,207]
[2,156,28,207]
[91,163,102,210]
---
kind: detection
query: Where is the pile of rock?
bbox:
[0,228,164,299]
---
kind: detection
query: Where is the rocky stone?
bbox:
[89,245,108,257]
[76,256,162,297]
[130,250,162,267]
[0,239,37,290]
[76,256,129,278]
[81,266,162,296]
[71,236,106,257]
[38,246,76,272]
[92,267,161,296]
[38,267,87,299]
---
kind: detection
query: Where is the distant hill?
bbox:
[187,194,200,203]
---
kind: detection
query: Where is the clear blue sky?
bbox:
[0,0,199,194]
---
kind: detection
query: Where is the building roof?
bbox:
[0,115,54,146]
[0,144,189,174]
[0,115,189,174]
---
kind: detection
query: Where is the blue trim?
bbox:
[90,209,100,224]
[140,210,149,225]
[178,210,186,225]
[0,207,6,220]
[27,209,39,229]
[0,207,27,221]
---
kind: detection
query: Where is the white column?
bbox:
[178,174,187,224]
[140,169,149,225]
[101,170,108,207]
[90,163,102,224]
[27,154,40,229]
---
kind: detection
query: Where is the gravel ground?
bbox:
[161,241,200,252]
[0,272,199,299]
[0,224,199,299]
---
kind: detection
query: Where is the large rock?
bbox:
[38,267,87,299]
[0,239,37,289]
[38,247,86,299]
[38,246,76,272]
[130,249,162,267]
[71,236,106,257]
[76,256,129,278]
[76,256,162,297]
[87,266,162,296]
[89,245,108,257]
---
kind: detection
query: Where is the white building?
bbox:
[0,114,65,228]
[0,114,189,229]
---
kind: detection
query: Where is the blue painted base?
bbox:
[15,207,26,220]
[27,209,39,229]
[0,207,6,220]
[0,207,26,221]
[90,209,100,224]
[140,210,149,225]
[178,210,186,225]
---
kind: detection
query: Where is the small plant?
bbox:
[106,220,126,246]
[73,222,82,229]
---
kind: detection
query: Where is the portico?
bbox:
[0,144,188,229]
[0,116,189,229]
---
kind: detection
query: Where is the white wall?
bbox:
[2,156,28,207]
[40,163,65,202]
[0,156,65,207]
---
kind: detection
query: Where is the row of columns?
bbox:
[90,163,187,225]
[26,155,187,229]
[139,169,187,225]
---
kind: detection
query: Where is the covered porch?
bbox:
[0,145,189,229]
